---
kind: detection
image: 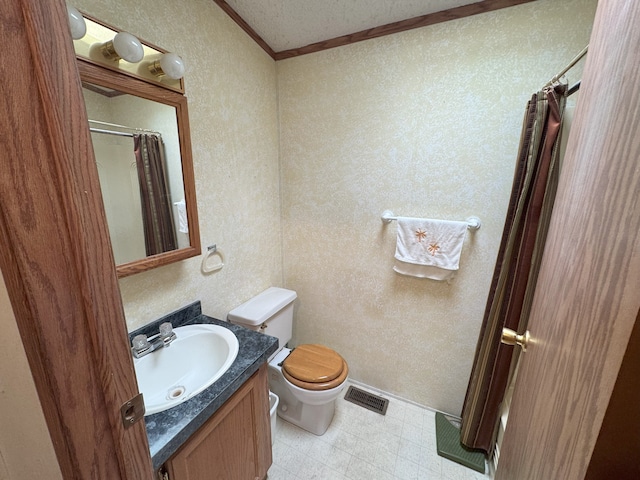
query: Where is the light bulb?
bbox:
[159,53,185,80]
[101,32,144,63]
[148,53,186,80]
[112,32,144,63]
[67,5,86,40]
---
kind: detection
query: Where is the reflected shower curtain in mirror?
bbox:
[460,84,567,453]
[133,134,177,256]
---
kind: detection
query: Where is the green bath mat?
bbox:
[435,412,486,474]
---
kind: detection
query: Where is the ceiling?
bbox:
[223,0,487,53]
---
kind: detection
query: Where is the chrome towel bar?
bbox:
[381,210,481,231]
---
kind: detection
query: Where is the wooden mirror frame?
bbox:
[78,59,200,277]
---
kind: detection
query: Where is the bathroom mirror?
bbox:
[78,59,200,277]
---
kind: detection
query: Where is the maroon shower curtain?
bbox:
[460,84,567,453]
[133,134,177,256]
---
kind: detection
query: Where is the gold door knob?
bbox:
[501,328,530,352]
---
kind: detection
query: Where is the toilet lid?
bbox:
[282,344,345,384]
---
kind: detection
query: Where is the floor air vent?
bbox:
[344,386,389,415]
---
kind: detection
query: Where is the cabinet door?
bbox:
[166,365,271,480]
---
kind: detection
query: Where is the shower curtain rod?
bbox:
[88,118,161,136]
[89,127,134,138]
[544,45,588,88]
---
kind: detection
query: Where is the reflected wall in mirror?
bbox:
[79,59,200,277]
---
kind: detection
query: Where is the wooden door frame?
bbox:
[496,1,640,478]
[0,1,153,478]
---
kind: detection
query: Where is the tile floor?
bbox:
[267,383,491,480]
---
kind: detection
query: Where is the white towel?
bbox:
[174,199,189,233]
[393,217,468,281]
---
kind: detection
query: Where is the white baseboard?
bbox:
[345,378,462,420]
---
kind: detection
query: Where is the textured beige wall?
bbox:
[73,0,283,329]
[277,0,597,414]
[0,275,63,480]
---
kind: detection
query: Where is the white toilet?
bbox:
[228,287,348,436]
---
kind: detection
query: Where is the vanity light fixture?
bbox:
[75,14,185,93]
[100,31,144,63]
[148,53,186,80]
[66,5,86,40]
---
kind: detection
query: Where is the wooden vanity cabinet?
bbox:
[161,365,272,480]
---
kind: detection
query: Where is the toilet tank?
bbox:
[227,287,297,353]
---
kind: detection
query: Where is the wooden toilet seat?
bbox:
[282,344,348,391]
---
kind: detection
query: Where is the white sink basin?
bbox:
[134,324,239,415]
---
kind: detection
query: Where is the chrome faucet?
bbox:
[131,322,177,358]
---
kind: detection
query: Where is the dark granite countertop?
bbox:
[129,301,278,470]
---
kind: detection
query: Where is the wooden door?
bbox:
[0,0,153,478]
[496,1,640,478]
